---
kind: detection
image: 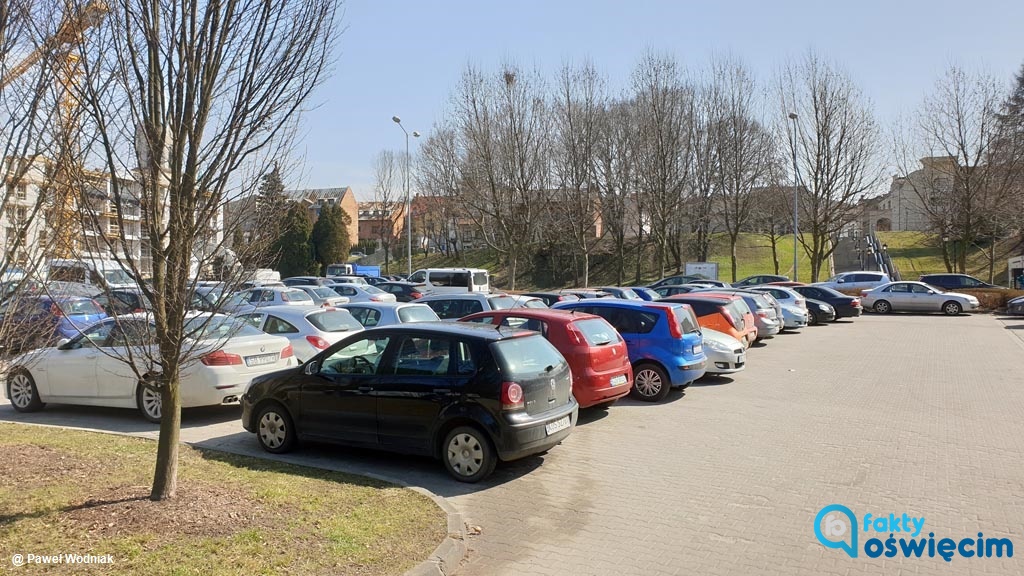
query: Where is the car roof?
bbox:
[660,294,732,304]
[378,281,423,287]
[418,293,508,301]
[558,299,664,311]
[464,308,598,323]
[362,321,533,341]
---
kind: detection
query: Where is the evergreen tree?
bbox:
[251,166,289,266]
[273,203,315,277]
[311,203,351,270]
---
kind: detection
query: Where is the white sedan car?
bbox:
[860,281,980,315]
[5,314,296,423]
[701,328,746,375]
[236,305,364,362]
[327,283,397,303]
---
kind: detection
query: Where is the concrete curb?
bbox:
[0,419,468,576]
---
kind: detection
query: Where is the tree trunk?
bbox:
[770,235,780,275]
[729,234,738,282]
[582,251,590,288]
[988,238,996,284]
[509,253,518,291]
[150,376,181,500]
[634,233,645,285]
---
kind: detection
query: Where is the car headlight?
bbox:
[704,338,731,353]
[817,303,832,312]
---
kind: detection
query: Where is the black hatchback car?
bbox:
[241,322,578,482]
[376,281,426,302]
[918,273,1002,290]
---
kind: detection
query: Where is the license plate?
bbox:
[545,416,571,436]
[245,353,279,367]
[610,374,628,387]
[693,344,703,355]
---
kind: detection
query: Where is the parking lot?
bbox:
[3,313,1023,575]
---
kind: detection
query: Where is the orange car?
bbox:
[658,293,758,348]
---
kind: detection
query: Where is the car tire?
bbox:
[7,370,44,412]
[256,403,297,454]
[442,426,496,483]
[873,300,891,314]
[807,310,818,325]
[942,301,962,316]
[631,363,671,402]
[136,384,162,423]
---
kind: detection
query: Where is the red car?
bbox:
[460,308,633,408]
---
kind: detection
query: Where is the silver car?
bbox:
[292,285,349,307]
[692,288,782,340]
[861,281,979,315]
[337,302,439,327]
[700,328,747,375]
[327,283,397,303]
[236,305,364,362]
[222,286,315,314]
[418,293,519,321]
[813,271,891,292]
[779,304,808,329]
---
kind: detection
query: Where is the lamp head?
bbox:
[412,131,421,138]
[392,116,401,124]
[788,112,798,120]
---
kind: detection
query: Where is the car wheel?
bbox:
[256,403,297,453]
[442,426,496,483]
[631,363,671,402]
[7,370,44,412]
[136,385,162,423]
[807,310,818,325]
[873,300,891,314]
[943,301,962,316]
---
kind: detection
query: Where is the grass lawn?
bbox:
[877,231,1022,284]
[0,423,446,575]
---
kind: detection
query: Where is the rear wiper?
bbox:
[594,340,611,346]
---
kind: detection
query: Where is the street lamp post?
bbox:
[788,112,800,282]
[392,116,420,277]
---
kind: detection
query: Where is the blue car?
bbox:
[0,295,107,353]
[553,299,706,402]
[629,287,661,301]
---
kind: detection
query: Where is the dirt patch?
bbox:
[60,484,277,541]
[0,443,98,485]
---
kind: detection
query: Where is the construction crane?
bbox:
[0,1,109,258]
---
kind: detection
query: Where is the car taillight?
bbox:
[663,308,683,339]
[566,323,586,345]
[756,309,770,318]
[410,292,422,299]
[306,335,330,350]
[50,303,64,317]
[860,290,869,297]
[723,308,741,330]
[201,350,243,366]
[132,308,143,313]
[370,295,384,302]
[501,381,524,411]
[851,298,860,307]
[281,345,294,359]
[796,298,805,308]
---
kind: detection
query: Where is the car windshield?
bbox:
[185,315,264,340]
[312,287,337,298]
[306,310,363,332]
[397,305,440,323]
[363,285,386,294]
[281,290,313,303]
[60,299,103,316]
[489,296,517,310]
[102,269,134,285]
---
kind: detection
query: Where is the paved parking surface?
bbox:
[3,314,1024,575]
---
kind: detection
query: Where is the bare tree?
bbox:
[454,63,549,290]
[895,65,1021,279]
[710,56,774,282]
[71,0,339,500]
[630,53,696,279]
[371,149,404,274]
[777,52,881,282]
[595,100,637,285]
[417,126,466,259]
[551,61,605,286]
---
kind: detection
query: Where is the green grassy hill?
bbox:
[372,233,828,290]
[877,231,1022,285]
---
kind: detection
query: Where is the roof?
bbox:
[555,299,671,311]
[360,321,534,341]
[464,308,598,323]
[239,304,350,318]
[339,302,428,310]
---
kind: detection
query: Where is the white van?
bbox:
[407,268,489,294]
[47,259,136,290]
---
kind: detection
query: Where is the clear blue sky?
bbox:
[293,0,1024,200]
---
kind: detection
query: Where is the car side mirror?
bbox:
[56,338,71,350]
[927,290,935,294]
[837,279,845,284]
[303,361,319,375]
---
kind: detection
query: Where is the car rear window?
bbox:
[488,296,517,310]
[572,317,621,346]
[364,285,387,295]
[60,299,103,315]
[185,315,264,340]
[312,287,338,298]
[491,335,567,377]
[397,305,440,323]
[472,272,488,286]
[281,290,313,303]
[306,310,363,332]
[675,306,701,334]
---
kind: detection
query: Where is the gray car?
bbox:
[418,293,519,321]
[860,281,979,315]
[338,302,439,327]
[222,286,315,314]
[292,285,349,307]
[813,271,891,292]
